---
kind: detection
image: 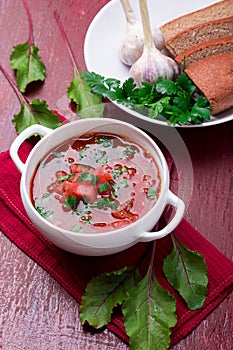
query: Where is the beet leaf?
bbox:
[68,70,105,118]
[13,99,62,134]
[10,0,46,92]
[163,235,208,310]
[80,267,141,329]
[80,242,177,350]
[122,245,176,350]
[54,12,104,118]
[0,64,61,133]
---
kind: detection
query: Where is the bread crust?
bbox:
[166,17,233,57]
[175,36,233,67]
[160,1,233,115]
[185,53,233,114]
[160,0,233,42]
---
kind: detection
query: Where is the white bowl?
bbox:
[10,118,185,256]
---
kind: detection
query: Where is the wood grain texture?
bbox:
[0,1,232,349]
[0,233,128,350]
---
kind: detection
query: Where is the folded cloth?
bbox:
[0,140,233,347]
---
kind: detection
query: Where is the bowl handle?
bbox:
[10,125,52,173]
[138,191,185,242]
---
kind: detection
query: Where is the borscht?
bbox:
[31,132,161,233]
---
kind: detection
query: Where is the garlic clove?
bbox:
[129,46,179,87]
[152,27,165,51]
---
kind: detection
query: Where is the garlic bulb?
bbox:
[129,0,179,87]
[119,0,165,66]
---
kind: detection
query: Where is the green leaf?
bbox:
[136,82,157,103]
[176,72,196,94]
[156,79,177,95]
[147,186,157,200]
[122,146,135,158]
[120,179,128,187]
[82,71,122,101]
[173,90,191,111]
[78,172,98,184]
[72,225,82,233]
[81,71,120,96]
[67,70,105,118]
[94,135,112,148]
[80,267,141,328]
[163,236,208,310]
[57,173,75,182]
[10,41,46,92]
[148,96,171,118]
[34,198,53,218]
[97,198,118,210]
[122,269,177,350]
[54,14,105,119]
[12,99,62,134]
[35,205,53,219]
[190,96,211,124]
[81,71,106,89]
[98,183,110,192]
[83,71,210,126]
[113,166,128,179]
[120,78,137,101]
[64,195,78,210]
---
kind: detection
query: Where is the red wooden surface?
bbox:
[0,1,232,349]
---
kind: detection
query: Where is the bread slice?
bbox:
[175,35,233,67]
[166,17,233,57]
[185,53,233,115]
[160,0,233,43]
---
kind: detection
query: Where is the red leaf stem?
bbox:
[54,10,96,110]
[54,11,81,76]
[0,64,29,107]
[21,0,34,46]
[0,64,41,125]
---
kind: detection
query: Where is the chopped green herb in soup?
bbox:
[31,132,161,233]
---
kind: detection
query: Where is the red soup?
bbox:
[31,132,161,233]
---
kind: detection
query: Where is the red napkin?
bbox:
[0,141,233,347]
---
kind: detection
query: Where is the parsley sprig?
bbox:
[82,71,211,126]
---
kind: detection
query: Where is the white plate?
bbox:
[84,0,233,127]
